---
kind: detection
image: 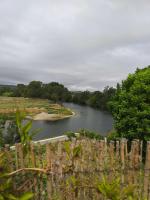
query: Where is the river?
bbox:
[33,103,113,140]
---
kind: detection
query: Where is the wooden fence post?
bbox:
[30,143,39,199]
[114,140,120,182]
[15,143,24,169]
[129,140,140,184]
[46,143,52,200]
[144,141,150,198]
[109,141,115,167]
[30,143,36,167]
[120,139,125,184]
[99,140,105,171]
[4,144,14,172]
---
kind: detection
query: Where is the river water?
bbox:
[33,103,113,140]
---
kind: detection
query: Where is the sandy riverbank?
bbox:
[31,111,75,121]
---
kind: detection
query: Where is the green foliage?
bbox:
[64,131,77,139]
[18,193,33,200]
[107,130,120,141]
[109,66,150,140]
[73,145,82,158]
[72,91,91,105]
[64,129,103,141]
[64,141,71,159]
[27,81,43,98]
[78,129,103,140]
[65,175,78,190]
[0,152,33,200]
[14,84,26,97]
[13,81,72,102]
[64,141,82,172]
[0,85,15,97]
[64,141,82,160]
[97,176,145,200]
[16,110,40,154]
[0,111,36,199]
[72,87,116,110]
[42,82,72,102]
[2,91,14,97]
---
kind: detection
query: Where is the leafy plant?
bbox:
[78,129,103,140]
[97,176,146,200]
[64,131,77,140]
[0,152,33,200]
[64,141,82,172]
[0,110,41,200]
[16,110,41,154]
[64,141,82,160]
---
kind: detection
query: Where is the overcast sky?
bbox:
[0,0,150,91]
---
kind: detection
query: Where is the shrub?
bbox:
[109,66,150,140]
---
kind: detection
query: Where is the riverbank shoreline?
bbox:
[30,111,75,121]
[0,97,75,121]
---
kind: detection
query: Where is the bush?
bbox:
[109,66,150,140]
[64,131,76,139]
[78,129,103,140]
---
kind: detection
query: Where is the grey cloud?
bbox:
[0,0,150,91]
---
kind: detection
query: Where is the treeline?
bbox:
[72,86,116,110]
[0,81,116,111]
[0,82,72,102]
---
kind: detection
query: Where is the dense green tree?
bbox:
[87,91,103,108]
[72,91,91,105]
[71,87,116,110]
[109,66,150,140]
[14,84,27,97]
[101,86,116,110]
[27,81,43,98]
[42,82,71,102]
[0,86,14,96]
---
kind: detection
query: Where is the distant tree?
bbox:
[14,84,27,97]
[87,91,103,108]
[72,91,91,105]
[109,66,150,140]
[101,86,116,110]
[79,91,91,105]
[0,86,14,96]
[42,82,71,102]
[27,81,43,98]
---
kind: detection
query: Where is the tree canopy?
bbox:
[109,66,150,140]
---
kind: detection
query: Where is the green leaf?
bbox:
[64,141,71,156]
[0,194,4,200]
[73,145,82,158]
[21,121,32,134]
[19,192,33,200]
[3,194,17,200]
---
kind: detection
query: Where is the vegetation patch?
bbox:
[0,97,73,120]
